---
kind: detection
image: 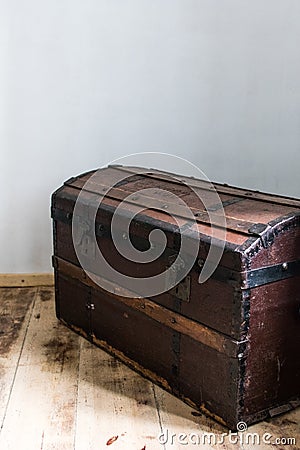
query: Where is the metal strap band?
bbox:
[207,197,245,212]
[245,259,300,289]
[198,258,300,289]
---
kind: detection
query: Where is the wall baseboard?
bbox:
[0,273,54,288]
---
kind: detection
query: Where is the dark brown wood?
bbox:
[56,264,238,422]
[108,165,300,208]
[66,176,260,236]
[53,256,242,358]
[242,275,300,422]
[51,165,300,429]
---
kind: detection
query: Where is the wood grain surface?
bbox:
[0,287,299,449]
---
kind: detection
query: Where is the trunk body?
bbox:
[51,165,300,428]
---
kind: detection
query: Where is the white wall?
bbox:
[1,0,300,273]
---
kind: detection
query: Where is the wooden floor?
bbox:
[0,287,299,450]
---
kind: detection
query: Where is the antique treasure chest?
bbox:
[51,165,300,429]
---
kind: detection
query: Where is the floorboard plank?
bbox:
[152,385,233,450]
[0,287,80,450]
[74,338,162,450]
[153,385,300,450]
[0,287,37,429]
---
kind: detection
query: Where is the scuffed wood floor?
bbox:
[0,287,299,450]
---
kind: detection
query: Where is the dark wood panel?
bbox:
[90,287,175,385]
[53,258,241,358]
[242,275,300,415]
[179,334,239,428]
[53,219,243,338]
[251,225,300,269]
[54,268,240,428]
[182,275,242,338]
[55,273,90,338]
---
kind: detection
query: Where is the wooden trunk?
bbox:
[51,165,300,429]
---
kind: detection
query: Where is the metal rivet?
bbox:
[140,304,145,309]
[282,262,288,271]
[163,205,168,209]
[122,233,128,240]
[171,318,176,324]
[86,303,95,310]
[198,259,204,269]
[238,353,244,359]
